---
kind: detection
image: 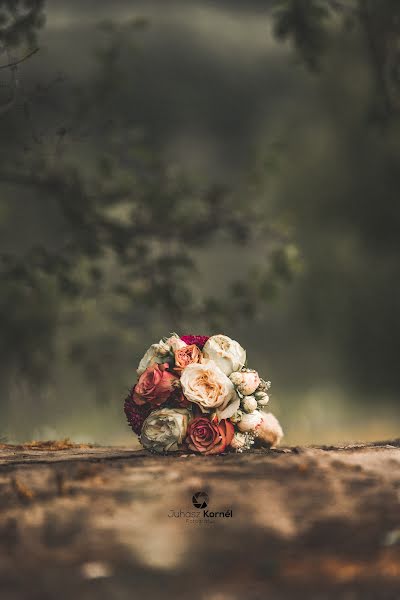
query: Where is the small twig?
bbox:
[0,50,18,116]
[0,47,39,70]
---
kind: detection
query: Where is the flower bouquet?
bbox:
[124,334,283,454]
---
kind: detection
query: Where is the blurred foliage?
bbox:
[0,1,43,116]
[1,0,400,440]
[0,0,45,48]
[273,0,331,71]
[271,0,400,394]
[0,12,297,406]
[273,0,400,117]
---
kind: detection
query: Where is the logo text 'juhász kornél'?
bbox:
[168,491,233,522]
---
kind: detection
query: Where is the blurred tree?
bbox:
[273,0,400,117]
[271,0,400,394]
[273,0,330,71]
[0,15,299,409]
[0,0,44,114]
[0,0,44,47]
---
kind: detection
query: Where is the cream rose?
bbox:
[140,408,189,453]
[202,335,246,376]
[180,360,239,418]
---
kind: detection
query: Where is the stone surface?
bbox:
[0,440,399,599]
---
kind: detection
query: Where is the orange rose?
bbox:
[174,344,202,374]
[133,363,178,406]
[186,416,234,455]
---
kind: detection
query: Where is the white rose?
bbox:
[229,432,247,450]
[165,335,187,353]
[241,395,257,413]
[237,410,263,432]
[180,360,239,418]
[202,335,246,376]
[140,408,189,453]
[230,370,260,395]
[256,412,283,448]
[137,343,167,375]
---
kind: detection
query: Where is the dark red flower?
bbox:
[180,335,209,349]
[167,388,191,409]
[124,392,151,435]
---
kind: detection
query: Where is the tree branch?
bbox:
[0,47,39,70]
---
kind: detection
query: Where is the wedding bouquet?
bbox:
[124,334,283,455]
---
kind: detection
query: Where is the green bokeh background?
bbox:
[1,0,399,444]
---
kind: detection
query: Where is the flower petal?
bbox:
[215,394,240,421]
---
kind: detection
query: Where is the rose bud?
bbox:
[241,395,257,413]
[257,378,271,392]
[237,410,263,432]
[255,391,270,407]
[256,412,283,448]
[229,370,260,396]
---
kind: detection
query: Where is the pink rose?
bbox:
[133,363,178,406]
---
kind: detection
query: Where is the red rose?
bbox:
[133,363,178,406]
[186,416,234,455]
